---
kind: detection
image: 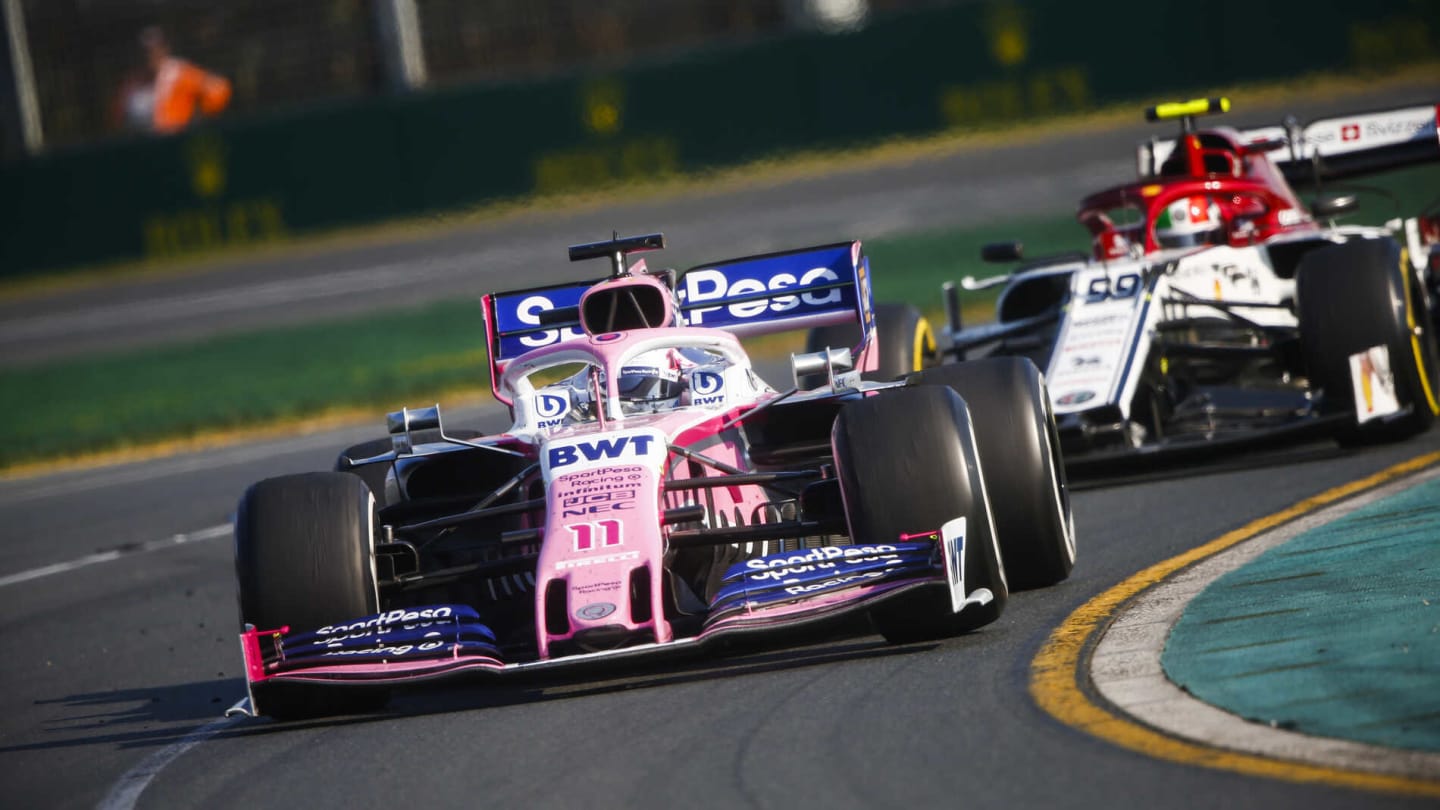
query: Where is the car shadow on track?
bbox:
[1,632,955,750]
[226,632,952,737]
[1068,441,1350,491]
[3,678,257,755]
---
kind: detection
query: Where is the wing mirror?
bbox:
[387,404,443,454]
[981,241,1023,263]
[791,347,854,390]
[1311,194,1358,220]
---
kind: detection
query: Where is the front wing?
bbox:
[232,530,982,715]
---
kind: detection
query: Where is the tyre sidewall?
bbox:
[831,386,1007,640]
[906,357,1074,588]
[1297,238,1439,441]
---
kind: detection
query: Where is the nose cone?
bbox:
[571,624,639,652]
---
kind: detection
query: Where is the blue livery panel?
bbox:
[271,604,502,669]
[707,541,936,618]
[678,242,874,338]
[482,242,876,371]
[486,280,594,366]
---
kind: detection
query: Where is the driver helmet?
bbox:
[619,345,708,412]
[567,343,714,412]
[1155,195,1223,248]
[615,349,688,415]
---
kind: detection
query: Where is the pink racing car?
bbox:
[231,233,1074,720]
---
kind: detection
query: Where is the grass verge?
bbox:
[6,144,1437,476]
[4,214,1081,472]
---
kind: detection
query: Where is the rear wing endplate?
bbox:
[481,277,596,401]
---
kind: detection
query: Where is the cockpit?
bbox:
[498,329,770,434]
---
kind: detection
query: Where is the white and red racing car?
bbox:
[231,233,1074,720]
[921,98,1440,471]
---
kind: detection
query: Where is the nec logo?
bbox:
[1341,123,1360,142]
[681,267,843,324]
[562,490,637,517]
[548,435,658,468]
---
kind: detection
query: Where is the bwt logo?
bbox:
[549,435,658,468]
[691,370,725,406]
[681,267,844,324]
[536,393,569,419]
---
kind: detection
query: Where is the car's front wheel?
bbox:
[831,385,1008,643]
[235,472,390,720]
[907,357,1074,589]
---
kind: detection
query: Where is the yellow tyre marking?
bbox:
[913,317,937,371]
[1030,450,1440,798]
[1400,249,1440,416]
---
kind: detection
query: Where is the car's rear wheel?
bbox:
[805,302,937,383]
[832,386,1007,642]
[235,472,390,720]
[907,357,1075,589]
[1297,238,1440,444]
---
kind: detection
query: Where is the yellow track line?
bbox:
[1030,449,1440,798]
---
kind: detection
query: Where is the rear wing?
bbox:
[677,241,874,337]
[482,277,595,367]
[1139,103,1440,182]
[481,239,876,399]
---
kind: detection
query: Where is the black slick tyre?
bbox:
[831,385,1008,642]
[234,472,389,720]
[1297,239,1440,444]
[907,357,1074,589]
[805,302,937,383]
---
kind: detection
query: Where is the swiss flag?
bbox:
[1341,124,1360,142]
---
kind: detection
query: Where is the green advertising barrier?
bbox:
[1,0,1434,277]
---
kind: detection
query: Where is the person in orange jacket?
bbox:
[134,26,232,133]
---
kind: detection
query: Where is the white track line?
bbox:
[96,705,245,810]
[0,524,231,588]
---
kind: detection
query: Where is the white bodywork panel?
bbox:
[1046,243,1299,418]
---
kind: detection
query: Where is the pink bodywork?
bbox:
[241,267,932,688]
[502,326,788,657]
